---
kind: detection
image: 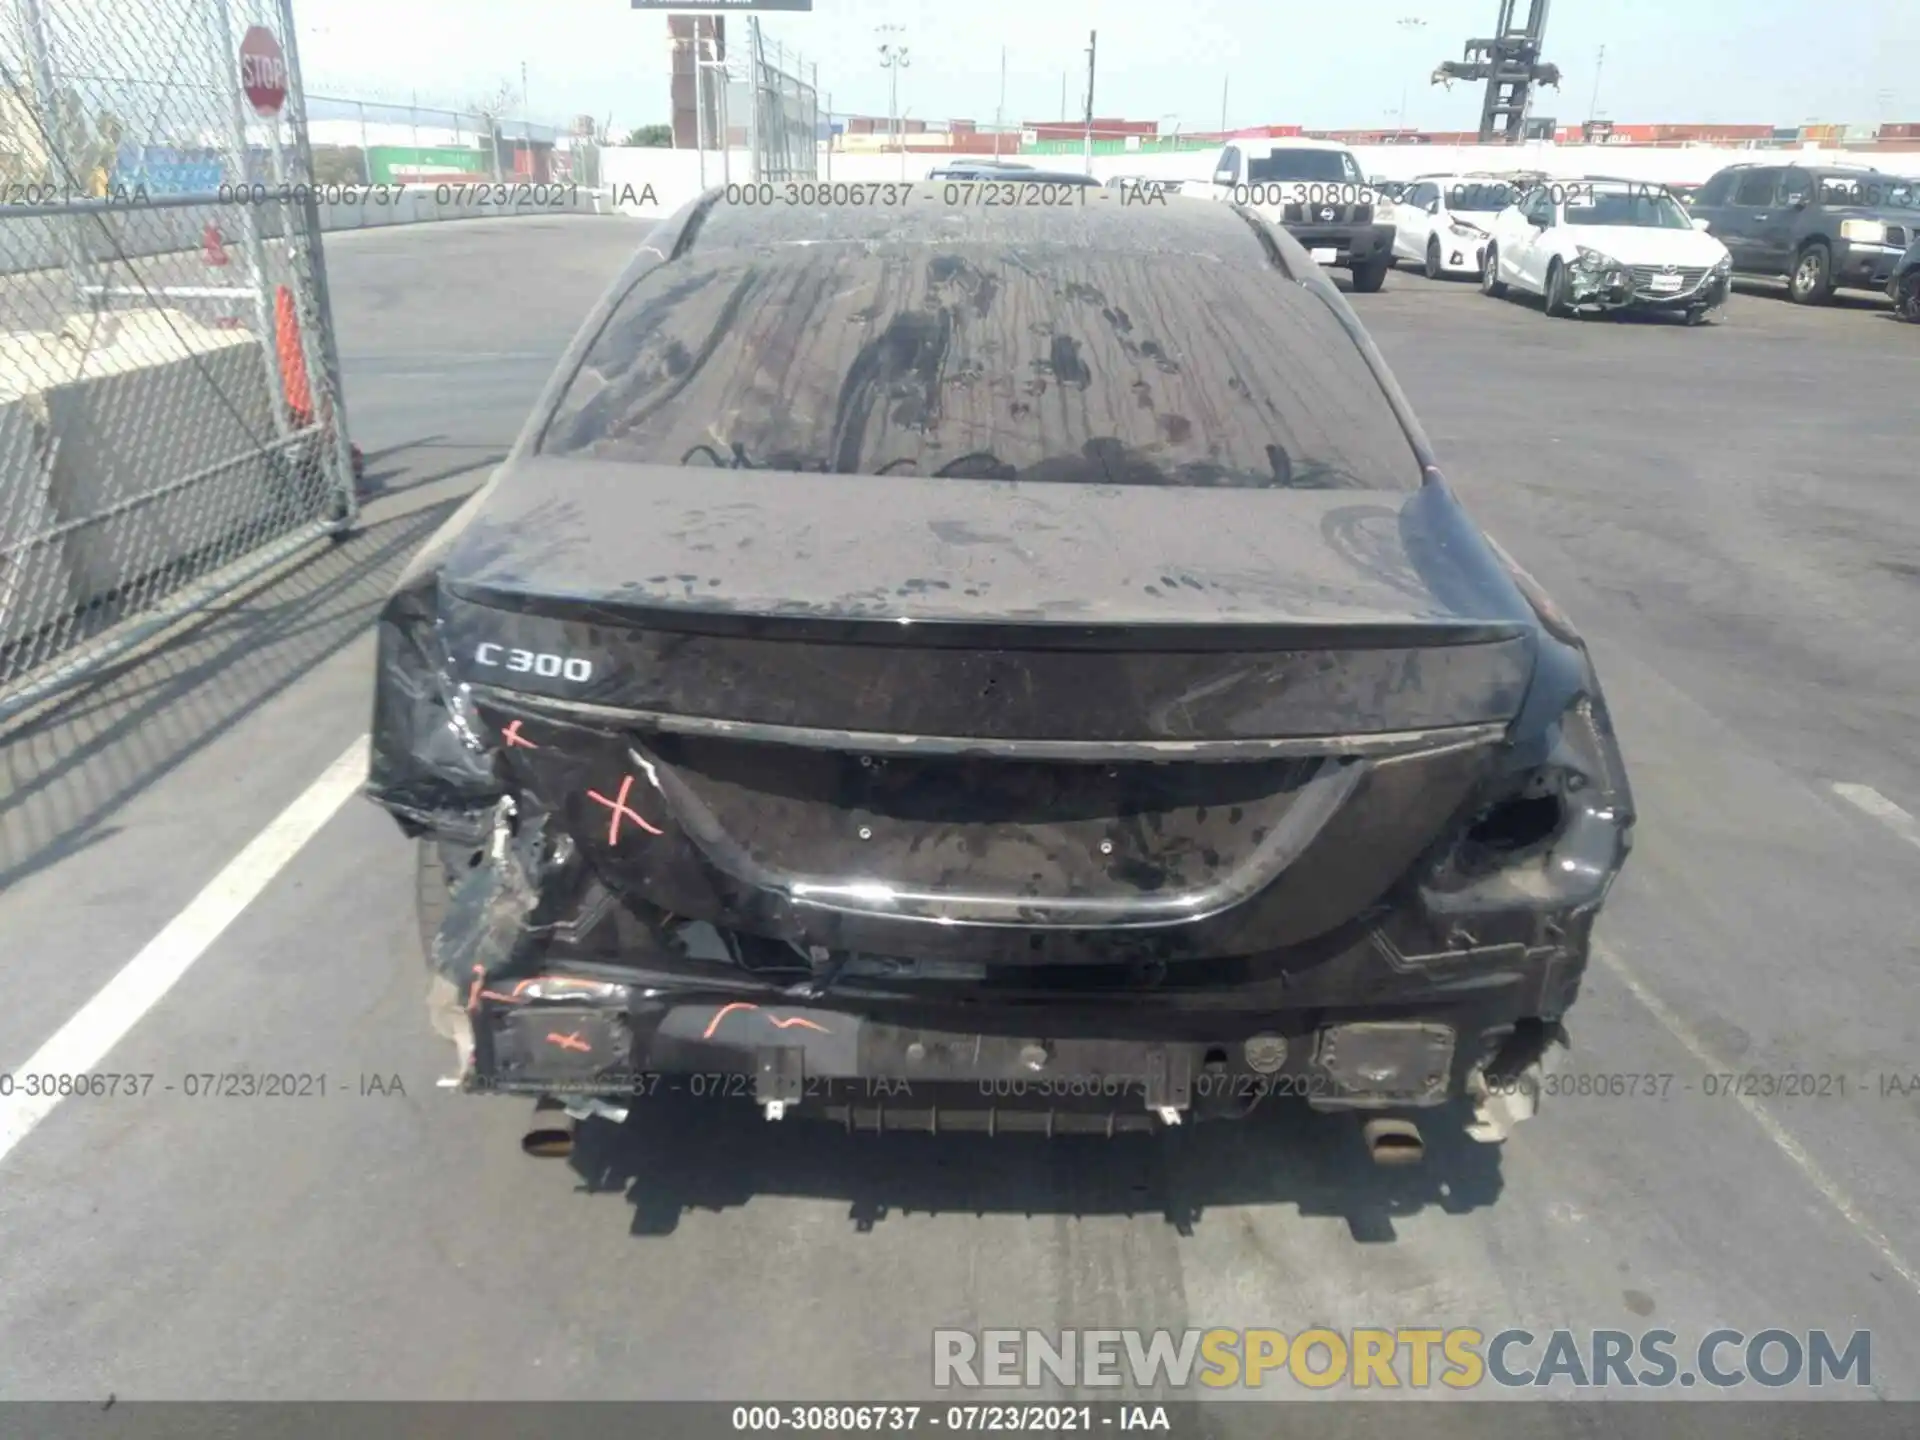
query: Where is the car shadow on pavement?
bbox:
[564,1094,1505,1241]
[0,479,471,892]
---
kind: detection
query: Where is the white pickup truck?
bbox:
[1196,138,1398,291]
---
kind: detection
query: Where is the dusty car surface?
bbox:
[365,189,1635,1160]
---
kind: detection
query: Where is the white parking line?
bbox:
[1831,783,1920,852]
[0,734,370,1167]
[1595,942,1920,1299]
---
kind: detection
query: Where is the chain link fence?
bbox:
[1,0,356,723]
[303,93,601,188]
[746,24,816,183]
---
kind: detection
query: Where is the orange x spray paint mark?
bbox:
[700,1001,832,1041]
[546,1031,592,1053]
[467,965,524,1013]
[502,720,538,750]
[585,773,663,845]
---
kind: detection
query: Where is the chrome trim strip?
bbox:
[477,688,1510,763]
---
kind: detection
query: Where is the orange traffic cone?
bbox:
[274,284,366,489]
[274,285,313,426]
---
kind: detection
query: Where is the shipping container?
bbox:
[949,133,1018,155]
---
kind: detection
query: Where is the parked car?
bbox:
[1891,236,1920,321]
[366,194,1633,1157]
[926,160,1035,180]
[1197,138,1395,291]
[1687,163,1920,304]
[932,166,1100,188]
[1482,178,1733,324]
[1390,174,1519,279]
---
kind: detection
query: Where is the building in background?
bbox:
[668,15,724,151]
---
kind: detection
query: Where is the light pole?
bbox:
[877,25,909,180]
[1082,30,1096,176]
[995,46,1006,158]
[1588,45,1607,123]
[1395,17,1426,135]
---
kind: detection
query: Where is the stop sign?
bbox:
[239,26,287,117]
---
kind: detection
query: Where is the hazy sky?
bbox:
[292,0,1918,135]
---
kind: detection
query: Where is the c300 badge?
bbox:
[472,643,593,683]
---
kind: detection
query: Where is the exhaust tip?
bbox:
[522,1125,575,1158]
[1362,1117,1425,1167]
[523,1096,575,1158]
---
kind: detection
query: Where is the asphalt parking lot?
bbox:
[2,214,1918,1413]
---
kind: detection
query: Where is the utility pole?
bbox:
[1060,71,1066,122]
[877,24,908,176]
[1394,16,1426,134]
[1587,44,1606,122]
[995,46,1006,157]
[1220,75,1228,136]
[1082,30,1096,175]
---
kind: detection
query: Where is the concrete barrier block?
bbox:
[3,312,300,626]
[0,388,81,653]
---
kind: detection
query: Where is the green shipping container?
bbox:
[365,146,494,184]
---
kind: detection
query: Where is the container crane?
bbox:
[1433,0,1562,143]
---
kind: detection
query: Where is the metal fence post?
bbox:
[747,17,761,184]
[273,0,358,528]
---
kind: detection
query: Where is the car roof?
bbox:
[929,161,1033,173]
[997,170,1101,184]
[683,183,1287,265]
[1228,137,1357,158]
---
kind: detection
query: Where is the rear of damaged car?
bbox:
[366,192,1634,1161]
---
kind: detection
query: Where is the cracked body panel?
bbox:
[367,189,1634,1141]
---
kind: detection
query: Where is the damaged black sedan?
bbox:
[366,189,1634,1160]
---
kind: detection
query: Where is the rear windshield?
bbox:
[539,245,1423,491]
[1246,149,1365,184]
